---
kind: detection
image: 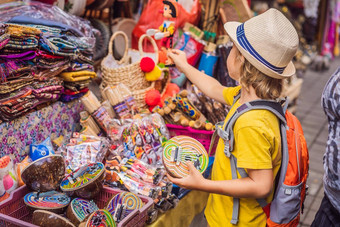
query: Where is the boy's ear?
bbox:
[240,55,245,64]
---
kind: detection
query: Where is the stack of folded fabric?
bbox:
[7,15,97,103]
[0,2,96,122]
[0,78,64,122]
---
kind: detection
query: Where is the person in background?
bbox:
[311,67,340,226]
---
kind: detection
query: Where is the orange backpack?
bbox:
[212,97,309,226]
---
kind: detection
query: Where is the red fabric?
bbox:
[132,0,201,52]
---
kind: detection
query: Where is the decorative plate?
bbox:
[85,209,116,227]
[60,162,105,199]
[106,192,143,219]
[162,136,209,178]
[24,191,70,212]
[67,198,99,225]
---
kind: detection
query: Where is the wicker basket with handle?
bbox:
[101,32,158,91]
[101,32,169,109]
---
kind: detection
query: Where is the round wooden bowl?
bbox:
[24,191,71,214]
[32,210,75,227]
[105,192,144,218]
[21,155,65,192]
[66,198,99,226]
[162,136,209,178]
[80,209,116,227]
[60,162,105,199]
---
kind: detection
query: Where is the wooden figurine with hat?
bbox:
[147,0,178,67]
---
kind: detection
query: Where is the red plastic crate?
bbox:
[0,185,153,227]
[166,124,216,155]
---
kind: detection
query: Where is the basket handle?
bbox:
[138,34,159,64]
[108,31,129,65]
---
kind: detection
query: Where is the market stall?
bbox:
[0,0,318,226]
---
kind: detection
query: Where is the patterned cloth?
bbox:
[321,67,340,212]
[0,100,84,163]
[311,194,340,227]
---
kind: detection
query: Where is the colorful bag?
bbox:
[211,94,309,226]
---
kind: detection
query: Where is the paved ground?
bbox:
[297,59,340,226]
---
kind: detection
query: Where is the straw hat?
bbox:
[224,8,299,79]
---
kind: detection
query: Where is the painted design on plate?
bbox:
[71,198,99,221]
[86,209,116,227]
[163,136,208,178]
[24,191,70,208]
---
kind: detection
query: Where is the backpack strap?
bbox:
[212,98,289,224]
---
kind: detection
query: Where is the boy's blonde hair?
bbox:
[236,49,283,100]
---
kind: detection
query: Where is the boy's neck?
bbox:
[239,86,260,104]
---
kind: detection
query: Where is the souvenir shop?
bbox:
[0,0,331,226]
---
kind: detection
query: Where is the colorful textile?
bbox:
[321,67,340,212]
[0,61,33,83]
[0,100,84,163]
[64,87,88,95]
[67,62,94,72]
[59,92,86,102]
[59,70,96,82]
[0,77,34,94]
[64,80,91,91]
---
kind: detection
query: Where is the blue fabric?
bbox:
[321,67,340,212]
[8,15,83,37]
[236,24,285,74]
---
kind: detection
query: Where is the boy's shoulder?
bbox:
[234,108,279,131]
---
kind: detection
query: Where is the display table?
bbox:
[148,190,209,227]
[0,100,84,163]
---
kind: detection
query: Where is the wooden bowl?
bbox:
[80,209,116,227]
[162,136,209,178]
[60,162,105,199]
[105,192,144,218]
[66,198,99,226]
[24,191,70,214]
[21,155,65,192]
[32,210,75,227]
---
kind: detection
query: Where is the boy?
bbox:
[167,9,299,226]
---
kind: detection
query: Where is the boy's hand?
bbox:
[166,162,205,190]
[167,49,189,73]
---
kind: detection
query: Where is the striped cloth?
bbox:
[321,67,340,212]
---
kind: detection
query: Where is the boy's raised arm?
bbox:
[168,50,226,104]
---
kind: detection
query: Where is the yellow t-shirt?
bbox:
[204,86,282,227]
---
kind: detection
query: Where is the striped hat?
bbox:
[224,8,299,79]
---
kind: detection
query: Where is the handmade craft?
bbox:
[120,113,169,166]
[62,133,109,171]
[162,136,209,178]
[15,156,30,187]
[29,137,55,161]
[0,156,18,201]
[83,209,116,227]
[32,210,76,227]
[105,192,144,222]
[146,0,178,66]
[66,198,99,226]
[24,191,71,213]
[21,155,65,192]
[60,162,105,199]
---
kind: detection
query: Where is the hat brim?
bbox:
[224,21,296,79]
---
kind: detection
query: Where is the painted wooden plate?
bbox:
[106,192,143,220]
[24,191,70,213]
[66,198,99,226]
[162,136,209,178]
[60,162,105,199]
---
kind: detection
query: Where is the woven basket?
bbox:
[101,32,168,109]
[101,32,158,91]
